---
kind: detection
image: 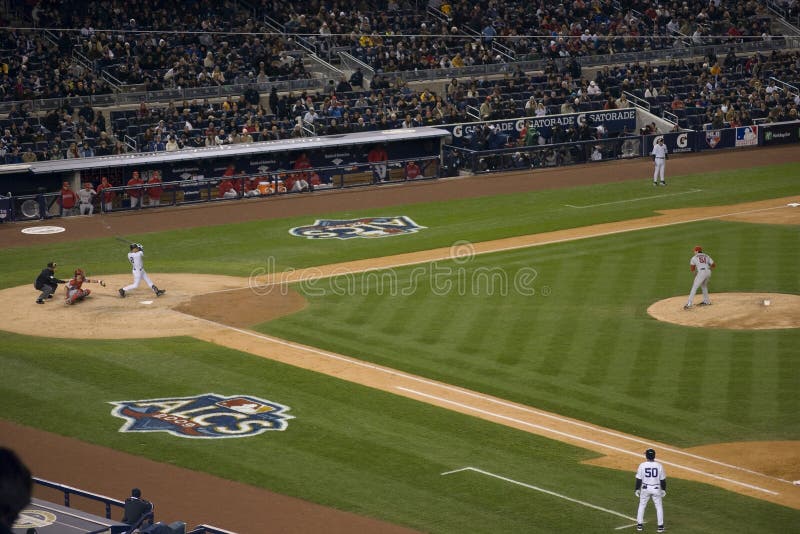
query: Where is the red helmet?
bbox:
[694,246,703,253]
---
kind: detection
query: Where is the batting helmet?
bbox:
[130,243,143,250]
[694,246,703,253]
[645,448,656,460]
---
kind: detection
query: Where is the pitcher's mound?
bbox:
[648,293,800,330]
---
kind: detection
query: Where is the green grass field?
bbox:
[1,163,799,533]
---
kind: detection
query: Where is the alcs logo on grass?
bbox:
[289,216,425,239]
[110,393,294,439]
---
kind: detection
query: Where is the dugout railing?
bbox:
[32,477,232,534]
[3,122,798,223]
[2,156,440,222]
[443,120,800,175]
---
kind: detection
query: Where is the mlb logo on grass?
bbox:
[289,215,425,239]
[110,393,294,439]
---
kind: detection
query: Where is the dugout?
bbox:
[1,128,449,220]
[4,127,449,195]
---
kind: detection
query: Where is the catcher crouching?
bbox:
[65,268,106,305]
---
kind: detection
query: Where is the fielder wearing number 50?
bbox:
[635,448,667,532]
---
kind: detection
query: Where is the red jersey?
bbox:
[368,147,387,163]
[60,188,77,209]
[127,177,144,197]
[147,177,163,199]
[97,182,115,202]
[66,277,84,291]
[218,179,239,197]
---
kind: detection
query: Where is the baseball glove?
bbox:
[99,280,106,287]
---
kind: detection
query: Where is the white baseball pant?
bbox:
[637,485,664,526]
[687,268,711,306]
[653,158,665,182]
[123,268,155,292]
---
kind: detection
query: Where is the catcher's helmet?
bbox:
[74,268,84,277]
[645,448,656,460]
[694,246,703,253]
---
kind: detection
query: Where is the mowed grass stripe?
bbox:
[728,335,755,426]
[777,334,800,423]
[534,251,595,377]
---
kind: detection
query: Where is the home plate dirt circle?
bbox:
[648,292,800,329]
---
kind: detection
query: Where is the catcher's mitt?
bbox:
[99,280,106,287]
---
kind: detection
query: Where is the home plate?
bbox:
[140,300,154,305]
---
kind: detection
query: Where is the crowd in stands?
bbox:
[2,0,782,103]
[0,0,798,164]
[250,0,779,69]
[2,47,799,164]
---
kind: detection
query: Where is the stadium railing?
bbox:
[2,156,441,222]
[32,477,231,534]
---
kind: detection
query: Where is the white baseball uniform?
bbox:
[123,250,156,292]
[651,141,668,184]
[687,251,715,307]
[76,187,96,215]
[636,459,666,527]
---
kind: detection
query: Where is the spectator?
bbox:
[0,447,32,530]
[591,145,603,161]
[165,135,179,151]
[79,141,94,158]
[121,488,153,528]
[66,143,81,159]
[21,147,37,163]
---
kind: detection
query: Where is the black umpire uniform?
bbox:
[34,262,65,303]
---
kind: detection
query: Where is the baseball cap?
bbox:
[47,261,57,268]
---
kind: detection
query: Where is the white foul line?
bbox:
[399,380,794,484]
[402,387,778,495]
[441,466,637,522]
[175,310,790,494]
[565,189,703,208]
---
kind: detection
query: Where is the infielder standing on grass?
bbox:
[119,243,165,298]
[684,246,715,309]
[635,448,666,532]
[651,138,668,186]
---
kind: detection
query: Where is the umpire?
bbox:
[34,262,65,304]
